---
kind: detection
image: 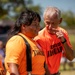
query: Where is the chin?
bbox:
[32,34,37,38]
[48,32,55,35]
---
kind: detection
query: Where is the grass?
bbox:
[69,34,75,50]
[59,62,75,75]
[69,34,75,43]
[61,70,75,75]
[60,62,75,71]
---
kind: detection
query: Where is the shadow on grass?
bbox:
[60,62,75,71]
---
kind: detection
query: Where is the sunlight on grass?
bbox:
[69,34,75,43]
[69,34,75,50]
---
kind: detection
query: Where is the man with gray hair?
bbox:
[34,6,74,75]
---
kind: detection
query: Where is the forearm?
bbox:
[59,36,74,61]
[63,42,74,61]
[8,63,19,75]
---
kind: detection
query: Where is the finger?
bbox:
[56,32,64,38]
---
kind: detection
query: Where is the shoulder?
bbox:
[6,35,25,48]
[38,28,46,35]
[34,28,46,40]
[59,27,68,34]
[7,35,24,43]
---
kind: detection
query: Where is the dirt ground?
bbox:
[60,70,75,75]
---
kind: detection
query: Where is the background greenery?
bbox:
[0,0,75,29]
[0,0,75,52]
[0,1,75,75]
[0,0,75,54]
[69,34,75,50]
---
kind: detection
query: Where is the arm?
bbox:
[61,37,74,61]
[56,30,74,61]
[8,63,19,75]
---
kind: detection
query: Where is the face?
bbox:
[24,19,40,38]
[44,14,62,34]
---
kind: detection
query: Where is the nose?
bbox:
[46,24,52,29]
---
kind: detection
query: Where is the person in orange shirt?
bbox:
[34,6,74,75]
[0,40,5,69]
[4,9,50,75]
[0,58,5,75]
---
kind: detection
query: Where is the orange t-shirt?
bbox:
[34,27,72,74]
[5,33,45,75]
[0,60,4,70]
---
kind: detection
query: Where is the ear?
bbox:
[21,24,26,30]
[59,18,62,24]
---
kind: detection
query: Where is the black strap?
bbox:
[18,35,32,72]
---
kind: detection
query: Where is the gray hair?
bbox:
[43,6,61,19]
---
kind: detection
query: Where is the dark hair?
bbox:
[10,9,41,35]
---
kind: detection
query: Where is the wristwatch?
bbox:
[61,38,67,44]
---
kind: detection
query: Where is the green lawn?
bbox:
[60,62,75,71]
[69,34,75,50]
[61,70,75,75]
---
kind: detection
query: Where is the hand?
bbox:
[49,28,65,42]
[55,30,66,42]
[56,30,64,37]
[51,28,65,42]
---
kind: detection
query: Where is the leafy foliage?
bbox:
[0,0,42,20]
[61,11,75,29]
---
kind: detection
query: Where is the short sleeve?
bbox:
[5,35,26,65]
[64,31,72,48]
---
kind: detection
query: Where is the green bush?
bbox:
[69,34,75,50]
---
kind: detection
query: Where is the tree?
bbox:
[61,11,75,29]
[0,0,42,20]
